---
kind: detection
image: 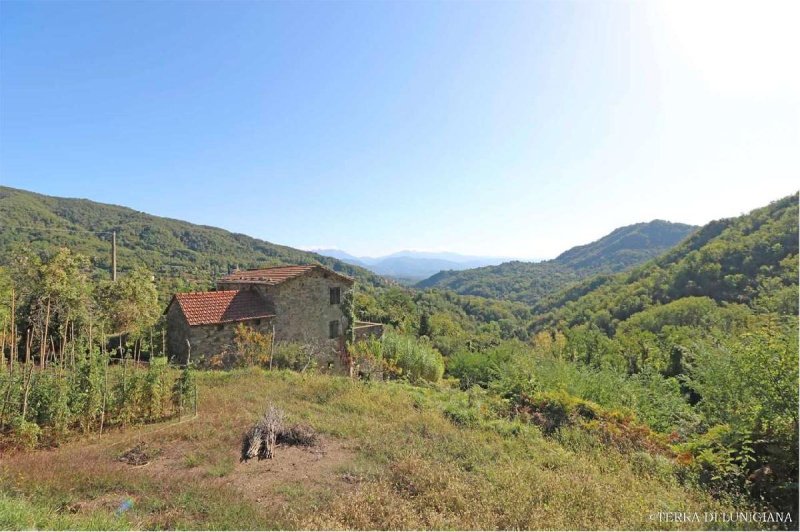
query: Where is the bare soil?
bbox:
[226,437,355,504]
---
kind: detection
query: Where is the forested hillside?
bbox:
[356,194,798,520]
[498,193,799,517]
[416,220,696,305]
[0,187,386,296]
[532,193,798,329]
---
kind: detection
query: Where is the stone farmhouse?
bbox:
[165,264,382,367]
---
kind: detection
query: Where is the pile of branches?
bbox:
[241,405,284,461]
[277,423,319,447]
[118,442,159,466]
[240,406,320,462]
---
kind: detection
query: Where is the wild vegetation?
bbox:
[0,369,739,530]
[0,246,197,450]
[350,332,445,383]
[352,194,799,522]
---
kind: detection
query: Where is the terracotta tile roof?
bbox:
[219,264,353,285]
[171,290,275,326]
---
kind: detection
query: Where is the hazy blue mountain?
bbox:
[311,249,368,267]
[312,249,520,280]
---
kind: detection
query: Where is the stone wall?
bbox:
[165,302,191,363]
[165,300,275,365]
[185,317,274,365]
[218,269,353,344]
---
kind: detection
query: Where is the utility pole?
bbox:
[111,231,117,281]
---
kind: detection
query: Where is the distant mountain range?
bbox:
[416,220,699,305]
[0,186,698,307]
[312,249,520,281]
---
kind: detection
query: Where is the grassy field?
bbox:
[0,368,741,530]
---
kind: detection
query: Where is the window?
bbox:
[217,324,224,331]
[254,319,261,326]
[330,286,341,305]
[329,320,340,339]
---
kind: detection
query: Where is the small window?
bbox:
[217,324,224,331]
[330,287,341,305]
[254,319,261,326]
[329,320,340,339]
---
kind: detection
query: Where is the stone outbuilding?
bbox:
[165,264,381,366]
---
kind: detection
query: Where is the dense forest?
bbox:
[416,220,697,305]
[0,186,386,299]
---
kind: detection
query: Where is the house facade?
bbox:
[165,264,360,365]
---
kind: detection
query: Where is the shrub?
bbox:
[381,332,444,383]
[443,404,479,428]
[350,336,389,379]
[271,341,318,372]
[351,333,444,383]
[513,390,672,455]
[233,324,273,368]
[447,343,520,390]
[8,417,41,450]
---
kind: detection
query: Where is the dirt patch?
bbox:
[118,442,161,466]
[225,436,355,504]
[127,430,356,506]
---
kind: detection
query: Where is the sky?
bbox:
[1,0,797,259]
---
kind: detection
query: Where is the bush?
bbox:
[447,343,520,390]
[271,341,318,372]
[512,390,672,455]
[483,343,698,435]
[351,333,444,383]
[381,332,444,383]
[8,418,41,450]
[233,324,273,368]
[443,404,480,428]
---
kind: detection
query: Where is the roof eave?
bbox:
[187,313,277,327]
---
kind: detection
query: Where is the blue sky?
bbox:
[1,1,797,259]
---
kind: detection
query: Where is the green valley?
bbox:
[416,220,697,305]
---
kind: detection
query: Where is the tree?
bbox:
[96,268,160,336]
[5,247,92,366]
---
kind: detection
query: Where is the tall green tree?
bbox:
[96,267,160,336]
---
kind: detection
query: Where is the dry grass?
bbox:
[0,368,744,530]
